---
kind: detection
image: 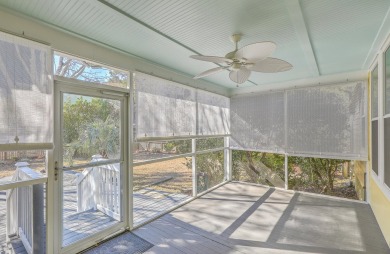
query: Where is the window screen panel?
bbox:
[197,90,230,135]
[286,82,367,159]
[384,118,390,186]
[230,92,285,152]
[372,120,378,175]
[134,72,196,139]
[0,32,52,150]
[371,65,378,119]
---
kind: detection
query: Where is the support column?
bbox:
[285,154,288,190]
[192,139,197,197]
[224,137,231,181]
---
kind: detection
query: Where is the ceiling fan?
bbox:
[190,34,292,85]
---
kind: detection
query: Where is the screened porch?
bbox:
[0,1,389,254]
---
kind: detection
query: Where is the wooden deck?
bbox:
[62,184,190,246]
[0,185,190,252]
[135,182,390,254]
[133,188,191,226]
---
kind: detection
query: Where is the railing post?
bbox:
[32,183,44,254]
[9,162,45,254]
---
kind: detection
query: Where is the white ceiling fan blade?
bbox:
[248,57,293,73]
[235,42,276,62]
[190,55,232,64]
[229,67,251,84]
[194,66,226,79]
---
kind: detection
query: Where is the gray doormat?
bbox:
[80,232,153,254]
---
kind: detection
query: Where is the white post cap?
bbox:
[15,162,30,168]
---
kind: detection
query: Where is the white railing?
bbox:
[6,162,45,254]
[76,155,120,221]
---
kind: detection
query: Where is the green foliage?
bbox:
[78,117,120,158]
[63,96,120,163]
[196,151,224,192]
[232,150,349,195]
[196,138,224,151]
[194,138,225,192]
[166,140,192,154]
[232,151,285,187]
[288,157,347,194]
[63,97,113,143]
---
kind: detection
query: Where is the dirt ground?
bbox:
[0,159,46,179]
[133,157,192,195]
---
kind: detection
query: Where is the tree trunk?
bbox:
[245,151,260,176]
[327,166,334,192]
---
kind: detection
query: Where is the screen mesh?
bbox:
[134,72,196,139]
[230,81,367,160]
[197,90,230,135]
[134,73,230,139]
[230,92,285,152]
[287,82,367,158]
[0,32,52,150]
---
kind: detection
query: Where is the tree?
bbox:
[77,117,120,159]
[56,54,125,165]
[288,157,347,194]
[63,96,120,165]
[54,54,128,87]
[232,151,285,188]
[63,97,113,143]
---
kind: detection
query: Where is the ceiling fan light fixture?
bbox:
[231,62,241,71]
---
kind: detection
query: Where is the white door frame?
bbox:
[49,79,129,254]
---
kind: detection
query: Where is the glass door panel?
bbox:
[60,92,124,248]
[62,94,121,167]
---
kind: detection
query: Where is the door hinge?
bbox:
[54,161,59,181]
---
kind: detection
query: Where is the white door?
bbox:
[53,81,129,253]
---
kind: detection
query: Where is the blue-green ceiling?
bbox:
[0,0,389,89]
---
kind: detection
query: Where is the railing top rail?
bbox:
[16,163,44,181]
[76,155,120,184]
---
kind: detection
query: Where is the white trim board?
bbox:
[229,70,368,96]
[364,6,390,69]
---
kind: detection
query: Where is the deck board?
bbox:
[0,184,190,252]
[134,182,390,254]
[133,188,190,226]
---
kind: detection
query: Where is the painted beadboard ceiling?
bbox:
[0,0,389,89]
